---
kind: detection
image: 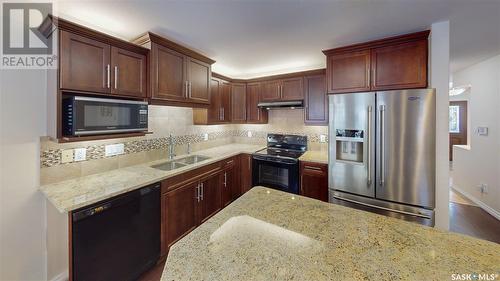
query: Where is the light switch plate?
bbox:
[319,134,327,143]
[105,143,125,157]
[74,148,86,162]
[247,131,252,138]
[203,133,209,141]
[61,149,73,164]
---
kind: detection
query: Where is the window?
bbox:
[449,105,460,133]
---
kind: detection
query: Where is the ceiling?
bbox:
[54,0,500,79]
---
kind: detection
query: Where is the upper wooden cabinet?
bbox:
[220,81,232,123]
[193,76,232,125]
[371,40,428,90]
[111,47,147,98]
[261,78,304,102]
[323,30,429,94]
[231,83,247,123]
[134,32,215,107]
[326,50,371,94]
[304,73,327,125]
[246,82,268,124]
[59,30,147,98]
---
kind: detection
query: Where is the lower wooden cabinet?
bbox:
[221,157,241,207]
[240,154,253,194]
[299,161,328,202]
[199,172,222,223]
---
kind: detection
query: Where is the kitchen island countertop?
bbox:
[162,186,500,281]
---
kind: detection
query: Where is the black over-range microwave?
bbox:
[62,96,148,136]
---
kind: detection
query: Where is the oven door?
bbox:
[252,156,299,194]
[68,96,148,136]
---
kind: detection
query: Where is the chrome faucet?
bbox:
[168,134,176,160]
[187,143,191,154]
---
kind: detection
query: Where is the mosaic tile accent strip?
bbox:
[40,130,328,168]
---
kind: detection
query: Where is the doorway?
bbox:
[449,101,467,161]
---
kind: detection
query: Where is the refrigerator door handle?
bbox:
[379,105,386,186]
[367,105,372,186]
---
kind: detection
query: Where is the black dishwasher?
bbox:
[72,183,160,281]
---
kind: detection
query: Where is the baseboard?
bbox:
[451,185,500,221]
[50,270,68,281]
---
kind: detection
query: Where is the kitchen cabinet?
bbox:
[231,83,247,123]
[60,31,111,94]
[110,47,147,98]
[161,181,198,256]
[323,30,429,94]
[246,82,268,124]
[134,32,215,107]
[193,76,231,124]
[240,154,253,194]
[261,78,303,101]
[326,50,371,94]
[199,172,222,223]
[221,157,240,206]
[60,31,147,98]
[304,74,327,125]
[300,161,328,202]
[371,40,428,90]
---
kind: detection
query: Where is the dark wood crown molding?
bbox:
[213,68,326,84]
[39,15,148,54]
[322,30,430,55]
[133,32,216,65]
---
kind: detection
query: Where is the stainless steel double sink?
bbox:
[151,155,211,171]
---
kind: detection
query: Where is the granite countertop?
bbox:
[163,187,500,281]
[39,144,263,213]
[299,150,328,164]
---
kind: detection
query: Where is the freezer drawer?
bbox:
[375,89,436,208]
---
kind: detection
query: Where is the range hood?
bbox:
[257,100,303,109]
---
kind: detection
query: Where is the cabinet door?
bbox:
[281,77,304,100]
[200,173,222,223]
[246,83,268,124]
[110,47,147,98]
[300,161,328,202]
[261,80,281,101]
[304,75,327,125]
[60,31,111,93]
[371,39,428,90]
[162,182,198,255]
[240,154,253,194]
[186,58,210,104]
[153,43,186,101]
[208,78,222,123]
[326,50,371,94]
[231,83,247,123]
[220,81,232,122]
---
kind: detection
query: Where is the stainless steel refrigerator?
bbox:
[328,89,436,226]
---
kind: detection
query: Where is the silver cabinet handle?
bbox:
[114,66,118,89]
[200,182,204,201]
[195,184,200,202]
[106,64,110,88]
[219,108,222,120]
[224,172,227,187]
[367,105,373,186]
[304,165,322,171]
[185,81,189,97]
[379,105,386,186]
[222,108,225,120]
[189,81,192,98]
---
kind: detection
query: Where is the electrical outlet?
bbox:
[477,127,488,136]
[61,149,74,164]
[319,134,327,143]
[73,148,86,162]
[247,131,252,138]
[105,143,125,157]
[479,183,488,194]
[203,133,209,141]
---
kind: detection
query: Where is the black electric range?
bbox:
[252,134,307,194]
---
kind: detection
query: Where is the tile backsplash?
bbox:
[40,106,328,185]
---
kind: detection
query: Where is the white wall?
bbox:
[430,21,450,230]
[0,70,48,280]
[451,54,500,217]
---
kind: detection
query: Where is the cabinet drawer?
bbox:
[161,161,221,194]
